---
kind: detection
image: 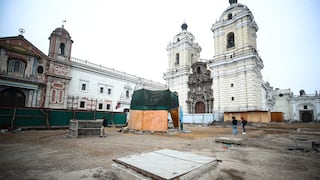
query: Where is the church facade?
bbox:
[164,0,320,122]
[0,35,48,107]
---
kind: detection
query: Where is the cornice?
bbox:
[212,9,257,32]
[208,53,262,68]
[167,39,201,52]
[70,58,165,89]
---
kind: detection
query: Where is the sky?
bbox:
[0,0,319,95]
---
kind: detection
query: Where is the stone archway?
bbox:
[195,101,205,113]
[0,88,26,107]
[300,110,313,122]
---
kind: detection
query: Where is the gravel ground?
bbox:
[0,123,320,180]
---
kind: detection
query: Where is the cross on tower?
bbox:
[62,20,66,28]
[229,0,238,5]
[18,28,25,35]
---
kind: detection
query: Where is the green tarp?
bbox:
[0,108,127,129]
[130,89,179,110]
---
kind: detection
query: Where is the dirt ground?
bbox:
[0,122,320,180]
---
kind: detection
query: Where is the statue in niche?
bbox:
[299,89,306,96]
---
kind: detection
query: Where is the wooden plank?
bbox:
[128,110,168,132]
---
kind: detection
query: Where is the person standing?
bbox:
[100,116,108,137]
[241,117,247,134]
[231,116,238,135]
[179,106,184,131]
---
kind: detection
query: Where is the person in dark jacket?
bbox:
[100,116,108,137]
[241,117,247,134]
[231,116,238,135]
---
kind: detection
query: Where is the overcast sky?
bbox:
[1,0,319,95]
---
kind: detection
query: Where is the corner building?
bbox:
[0,25,165,111]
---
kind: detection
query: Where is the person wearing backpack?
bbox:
[241,117,247,134]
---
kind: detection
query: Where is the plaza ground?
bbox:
[0,122,320,179]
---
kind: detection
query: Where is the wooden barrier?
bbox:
[224,111,271,123]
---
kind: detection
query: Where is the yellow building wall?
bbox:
[224,111,271,123]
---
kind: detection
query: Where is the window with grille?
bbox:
[7,59,26,75]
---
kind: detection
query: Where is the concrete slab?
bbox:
[112,149,218,180]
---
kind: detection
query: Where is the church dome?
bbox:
[49,26,72,39]
[219,2,251,21]
[173,22,195,43]
[181,22,188,30]
[212,1,258,32]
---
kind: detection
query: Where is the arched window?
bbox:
[197,67,201,74]
[59,43,65,55]
[227,32,235,48]
[126,90,130,98]
[0,88,26,107]
[175,53,179,65]
[228,13,233,20]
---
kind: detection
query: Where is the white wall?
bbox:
[68,60,166,111]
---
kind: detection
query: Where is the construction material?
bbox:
[128,89,180,132]
[69,120,102,137]
[112,149,218,179]
[215,137,245,145]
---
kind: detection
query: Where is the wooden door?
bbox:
[195,101,205,113]
[0,88,26,107]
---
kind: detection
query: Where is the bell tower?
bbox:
[45,24,72,109]
[209,1,267,113]
[48,23,73,61]
[163,22,202,113]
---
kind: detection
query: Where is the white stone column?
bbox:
[291,102,297,121]
[316,99,320,121]
[28,90,33,107]
[32,89,37,107]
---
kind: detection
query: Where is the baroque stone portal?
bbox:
[187,62,213,113]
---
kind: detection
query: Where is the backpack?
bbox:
[242,119,247,125]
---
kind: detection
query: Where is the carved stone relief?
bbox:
[187,62,213,113]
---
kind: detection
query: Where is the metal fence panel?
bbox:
[183,113,214,124]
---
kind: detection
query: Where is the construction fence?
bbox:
[0,107,127,130]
